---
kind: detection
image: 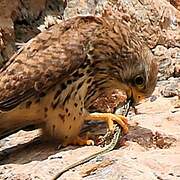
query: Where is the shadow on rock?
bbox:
[0,137,76,165]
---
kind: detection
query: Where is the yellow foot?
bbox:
[85,113,128,134]
[62,136,94,147]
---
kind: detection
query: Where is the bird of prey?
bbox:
[0,16,158,146]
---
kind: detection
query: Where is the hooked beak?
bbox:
[127,87,145,107]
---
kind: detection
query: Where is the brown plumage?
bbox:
[0,16,158,145]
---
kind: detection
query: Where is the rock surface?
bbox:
[0,0,180,179]
[0,0,64,67]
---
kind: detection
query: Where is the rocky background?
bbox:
[0,0,179,179]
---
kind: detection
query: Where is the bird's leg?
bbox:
[72,136,94,146]
[62,136,94,147]
[85,113,129,134]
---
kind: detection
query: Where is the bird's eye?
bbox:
[134,75,144,88]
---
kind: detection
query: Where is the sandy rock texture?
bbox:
[0,0,179,179]
[0,0,64,67]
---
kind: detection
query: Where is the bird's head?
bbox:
[110,45,158,107]
[95,20,159,107]
[126,52,158,106]
[89,18,158,107]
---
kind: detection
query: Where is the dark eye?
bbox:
[134,75,144,88]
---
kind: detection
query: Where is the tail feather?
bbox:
[0,101,44,140]
[0,122,43,140]
[0,89,35,111]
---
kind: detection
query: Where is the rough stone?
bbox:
[0,0,64,67]
[0,0,180,179]
[160,78,180,97]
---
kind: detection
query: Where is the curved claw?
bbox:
[85,113,129,134]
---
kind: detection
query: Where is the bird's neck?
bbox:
[83,59,116,109]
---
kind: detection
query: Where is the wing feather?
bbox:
[0,16,100,110]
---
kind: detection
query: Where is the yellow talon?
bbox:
[85,113,129,134]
